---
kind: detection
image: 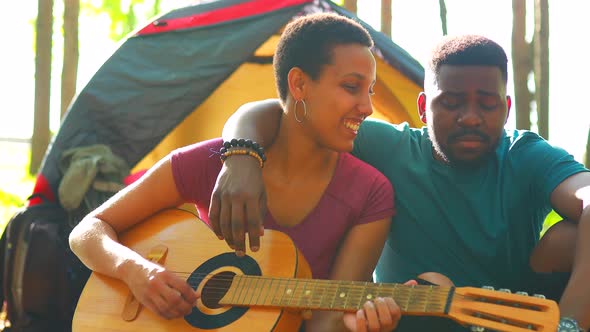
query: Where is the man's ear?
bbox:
[505,95,512,124]
[287,67,306,100]
[418,92,427,124]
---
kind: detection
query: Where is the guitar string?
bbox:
[167,271,452,296]
[165,271,535,303]
[152,272,546,316]
[158,271,463,308]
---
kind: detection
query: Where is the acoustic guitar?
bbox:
[73,209,559,331]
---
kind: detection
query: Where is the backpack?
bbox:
[0,195,91,332]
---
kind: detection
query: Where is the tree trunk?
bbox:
[585,127,590,168]
[533,0,549,139]
[381,0,392,37]
[343,0,357,14]
[438,0,448,36]
[61,0,79,120]
[31,0,54,175]
[511,0,532,130]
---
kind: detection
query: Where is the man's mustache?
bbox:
[448,129,490,142]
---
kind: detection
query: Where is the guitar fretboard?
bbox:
[219,275,453,314]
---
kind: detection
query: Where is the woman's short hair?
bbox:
[274,13,374,103]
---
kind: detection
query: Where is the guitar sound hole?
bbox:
[201,271,236,309]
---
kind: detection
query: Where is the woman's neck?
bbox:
[265,116,338,183]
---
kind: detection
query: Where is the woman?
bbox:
[70,13,402,332]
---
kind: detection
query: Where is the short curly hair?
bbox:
[427,35,508,84]
[273,13,374,103]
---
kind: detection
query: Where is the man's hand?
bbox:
[342,297,402,332]
[208,155,266,256]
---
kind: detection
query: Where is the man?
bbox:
[210,35,590,331]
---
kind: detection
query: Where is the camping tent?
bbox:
[31,0,425,204]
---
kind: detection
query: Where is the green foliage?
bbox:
[541,210,563,237]
[81,0,161,41]
[1,143,36,233]
[0,189,23,207]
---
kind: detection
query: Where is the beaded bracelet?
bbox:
[220,148,264,168]
[220,139,266,168]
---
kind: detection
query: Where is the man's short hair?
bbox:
[427,35,508,84]
[274,13,374,103]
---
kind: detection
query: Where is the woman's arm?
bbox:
[305,218,401,332]
[69,157,197,319]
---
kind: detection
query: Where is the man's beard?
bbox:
[429,126,499,169]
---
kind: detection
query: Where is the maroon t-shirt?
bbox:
[171,138,394,279]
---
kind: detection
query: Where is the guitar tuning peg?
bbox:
[515,291,528,296]
[482,285,494,290]
[498,288,511,293]
[533,294,546,299]
[470,326,485,332]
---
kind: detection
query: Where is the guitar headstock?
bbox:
[449,286,559,331]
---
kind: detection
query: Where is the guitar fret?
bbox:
[289,279,300,307]
[249,276,260,305]
[314,280,327,309]
[262,277,274,306]
[405,286,413,312]
[297,279,311,308]
[235,276,247,305]
[254,277,267,306]
[319,281,330,308]
[424,286,432,312]
[342,280,352,310]
[282,279,295,306]
[329,281,340,309]
[272,278,286,306]
[331,281,344,310]
[307,280,317,309]
[241,276,253,305]
[356,282,368,309]
[227,275,239,304]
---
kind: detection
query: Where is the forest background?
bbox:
[1,0,589,228]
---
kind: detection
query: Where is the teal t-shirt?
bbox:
[352,118,588,330]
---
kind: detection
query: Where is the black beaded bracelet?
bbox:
[220,138,266,163]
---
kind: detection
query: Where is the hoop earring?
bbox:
[294,99,308,123]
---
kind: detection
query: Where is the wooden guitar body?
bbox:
[73,209,310,331]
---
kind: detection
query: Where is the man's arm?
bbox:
[549,171,590,329]
[209,99,283,255]
[305,218,401,332]
[221,98,283,146]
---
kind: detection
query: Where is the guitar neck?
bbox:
[219,275,454,315]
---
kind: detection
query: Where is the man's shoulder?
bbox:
[361,118,424,136]
[504,128,545,145]
[501,128,551,156]
[358,119,427,149]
